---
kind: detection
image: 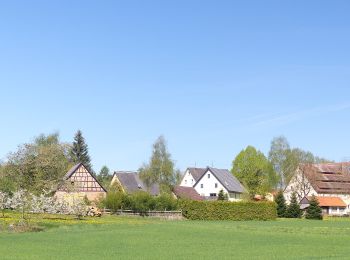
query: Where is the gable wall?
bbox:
[284,169,350,214]
[194,170,229,198]
[180,170,196,187]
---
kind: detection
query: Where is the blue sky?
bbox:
[1,1,350,172]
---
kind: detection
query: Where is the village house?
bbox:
[284,162,350,216]
[178,167,245,201]
[55,163,107,202]
[110,171,160,196]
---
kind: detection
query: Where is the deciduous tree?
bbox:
[139,136,179,194]
[231,146,278,199]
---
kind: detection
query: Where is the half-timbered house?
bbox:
[56,163,107,202]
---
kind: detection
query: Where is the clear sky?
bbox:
[1,1,350,172]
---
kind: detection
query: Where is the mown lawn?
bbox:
[1,214,350,259]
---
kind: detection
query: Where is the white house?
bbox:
[179,167,245,201]
[284,162,350,216]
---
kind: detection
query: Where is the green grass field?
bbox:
[1,214,350,259]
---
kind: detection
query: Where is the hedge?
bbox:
[179,200,277,221]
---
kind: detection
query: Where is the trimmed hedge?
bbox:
[179,200,277,221]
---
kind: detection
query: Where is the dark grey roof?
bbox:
[187,168,207,182]
[114,171,160,196]
[195,167,245,193]
[64,163,82,180]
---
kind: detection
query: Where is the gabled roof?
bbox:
[194,167,245,193]
[301,196,347,207]
[300,162,350,194]
[173,186,203,201]
[64,163,83,180]
[186,168,207,182]
[61,162,107,192]
[113,171,160,196]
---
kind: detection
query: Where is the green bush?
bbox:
[179,200,277,221]
[102,192,127,213]
[154,193,178,211]
[129,191,156,214]
[102,191,179,214]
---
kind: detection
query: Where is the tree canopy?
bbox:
[231,146,278,199]
[70,130,93,172]
[139,136,178,194]
[269,136,331,189]
[0,133,72,194]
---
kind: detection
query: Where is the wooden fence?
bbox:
[102,209,183,220]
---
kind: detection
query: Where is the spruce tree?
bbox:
[70,130,93,172]
[305,195,323,220]
[217,189,226,201]
[275,190,287,218]
[286,192,302,218]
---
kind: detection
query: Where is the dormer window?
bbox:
[208,174,210,179]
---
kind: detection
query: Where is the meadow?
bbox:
[1,213,350,259]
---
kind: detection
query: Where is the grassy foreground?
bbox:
[1,214,350,259]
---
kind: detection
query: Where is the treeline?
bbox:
[231,136,330,199]
[0,131,330,199]
[0,131,93,194]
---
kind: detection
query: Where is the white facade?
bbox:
[179,169,196,187]
[284,170,350,215]
[181,168,242,202]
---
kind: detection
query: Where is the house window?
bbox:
[191,179,193,184]
[208,174,210,179]
[201,184,203,188]
[210,193,217,197]
[215,183,218,188]
[185,180,187,184]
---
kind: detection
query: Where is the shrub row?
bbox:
[179,200,277,221]
[101,191,179,214]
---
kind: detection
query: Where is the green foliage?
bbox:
[102,191,178,214]
[103,192,128,213]
[286,192,302,218]
[0,133,71,194]
[275,190,287,218]
[180,200,277,220]
[139,136,179,193]
[231,146,278,199]
[305,195,323,220]
[269,136,332,188]
[154,193,178,211]
[217,189,227,201]
[97,166,111,188]
[70,130,93,172]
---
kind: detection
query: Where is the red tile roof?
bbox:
[173,186,203,201]
[310,196,347,207]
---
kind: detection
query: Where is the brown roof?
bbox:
[187,168,207,182]
[173,186,203,201]
[302,162,350,194]
[309,196,347,207]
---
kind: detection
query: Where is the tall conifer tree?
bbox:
[70,130,93,172]
[286,192,302,218]
[305,195,323,220]
[275,190,287,218]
